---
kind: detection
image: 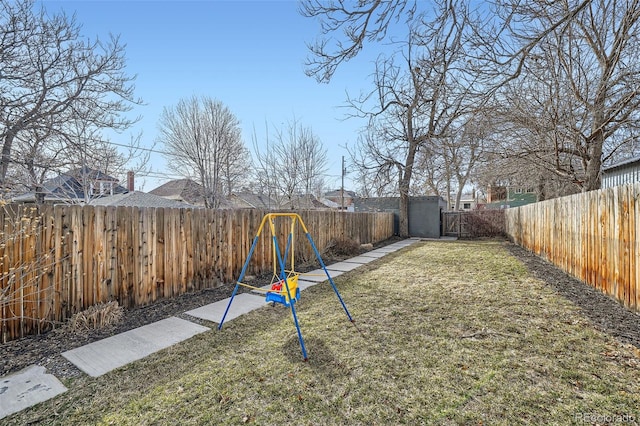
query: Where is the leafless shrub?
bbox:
[1,203,61,341]
[325,237,361,257]
[462,211,506,239]
[66,301,123,331]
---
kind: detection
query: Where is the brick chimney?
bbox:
[127,171,134,192]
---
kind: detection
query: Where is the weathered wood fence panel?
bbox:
[505,183,640,312]
[0,205,394,342]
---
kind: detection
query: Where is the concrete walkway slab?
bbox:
[388,243,417,249]
[342,256,378,264]
[326,262,362,272]
[297,279,320,291]
[186,293,265,324]
[359,251,388,259]
[299,270,331,282]
[62,317,209,377]
[322,269,345,278]
[0,365,67,420]
[372,246,401,253]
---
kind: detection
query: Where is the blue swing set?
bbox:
[217,213,354,361]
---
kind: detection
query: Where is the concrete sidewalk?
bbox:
[62,317,210,377]
[0,238,420,420]
[0,366,67,420]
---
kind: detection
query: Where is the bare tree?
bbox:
[219,129,251,196]
[413,114,485,210]
[296,121,329,200]
[9,115,150,204]
[0,0,141,190]
[300,0,592,84]
[348,1,480,236]
[494,0,640,191]
[251,123,280,208]
[157,96,246,208]
[252,118,328,209]
[300,0,417,83]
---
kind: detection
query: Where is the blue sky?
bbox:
[41,0,385,192]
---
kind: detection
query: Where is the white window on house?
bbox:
[463,202,471,210]
[526,188,535,193]
[514,188,522,194]
[89,181,114,196]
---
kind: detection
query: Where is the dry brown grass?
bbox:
[6,241,640,425]
[65,301,123,331]
[324,237,362,257]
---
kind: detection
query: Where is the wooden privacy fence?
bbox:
[0,204,394,342]
[505,183,640,312]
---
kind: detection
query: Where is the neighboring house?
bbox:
[149,182,281,209]
[319,197,341,210]
[12,166,128,204]
[601,156,640,189]
[452,193,478,211]
[280,194,330,210]
[89,191,193,208]
[324,189,356,210]
[148,179,206,206]
[226,192,278,209]
[484,185,537,209]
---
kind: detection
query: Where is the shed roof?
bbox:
[603,155,640,172]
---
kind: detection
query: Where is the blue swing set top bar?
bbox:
[217,213,354,361]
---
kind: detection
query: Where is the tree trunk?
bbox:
[0,131,16,186]
[585,134,603,191]
[455,187,463,211]
[398,186,409,237]
[398,141,419,238]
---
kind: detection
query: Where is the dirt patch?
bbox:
[506,242,640,349]
[0,236,404,379]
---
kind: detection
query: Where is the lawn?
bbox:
[8,240,640,425]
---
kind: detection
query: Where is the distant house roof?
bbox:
[319,198,340,209]
[280,194,330,210]
[149,179,206,205]
[12,166,127,203]
[89,191,194,208]
[324,189,357,198]
[226,192,277,209]
[324,189,356,208]
[66,166,120,182]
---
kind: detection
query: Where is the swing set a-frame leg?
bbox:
[218,213,354,362]
[272,235,308,361]
[218,234,259,330]
[305,233,354,323]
